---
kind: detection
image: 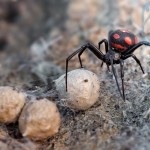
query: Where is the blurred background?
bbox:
[0,0,149,84]
[0,0,150,150]
[0,0,149,82]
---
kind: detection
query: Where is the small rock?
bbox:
[0,86,26,123]
[55,69,100,110]
[19,99,61,140]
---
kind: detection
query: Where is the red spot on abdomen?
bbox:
[125,37,132,45]
[111,43,127,52]
[113,34,120,39]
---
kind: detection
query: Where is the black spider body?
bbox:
[66,29,150,101]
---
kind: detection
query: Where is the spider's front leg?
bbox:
[110,58,124,100]
[66,42,105,91]
[77,39,108,68]
[120,59,125,101]
[98,39,108,68]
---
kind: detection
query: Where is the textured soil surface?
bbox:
[0,0,150,150]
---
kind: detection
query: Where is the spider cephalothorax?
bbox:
[66,29,150,101]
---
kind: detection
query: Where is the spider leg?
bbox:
[110,58,123,100]
[78,49,84,68]
[120,59,125,101]
[66,49,82,91]
[78,39,108,68]
[66,42,105,91]
[101,62,110,72]
[107,64,110,72]
[123,41,150,55]
[122,54,145,74]
[132,54,145,74]
[98,39,108,50]
[98,39,109,69]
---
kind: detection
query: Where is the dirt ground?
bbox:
[0,0,150,150]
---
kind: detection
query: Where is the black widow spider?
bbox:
[66,29,150,101]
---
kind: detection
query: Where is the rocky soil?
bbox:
[0,0,149,149]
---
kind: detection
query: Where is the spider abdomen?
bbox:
[109,29,138,52]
